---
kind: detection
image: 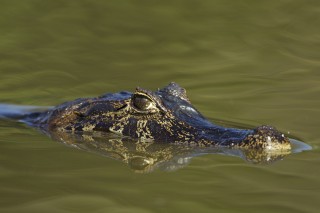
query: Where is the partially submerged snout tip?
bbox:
[243,125,292,152]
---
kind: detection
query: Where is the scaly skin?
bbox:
[23,82,291,151]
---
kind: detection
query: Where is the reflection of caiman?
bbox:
[24,82,291,150]
[1,82,300,172]
[51,131,296,172]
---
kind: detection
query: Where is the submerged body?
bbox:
[22,82,291,151]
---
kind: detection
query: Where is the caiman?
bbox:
[19,82,291,151]
[2,82,312,172]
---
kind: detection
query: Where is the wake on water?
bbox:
[0,104,51,119]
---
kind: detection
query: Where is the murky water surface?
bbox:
[1,1,320,212]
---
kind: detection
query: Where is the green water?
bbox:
[1,0,320,212]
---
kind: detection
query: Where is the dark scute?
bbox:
[158,82,189,102]
[99,91,132,100]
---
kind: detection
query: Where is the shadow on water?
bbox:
[0,104,312,173]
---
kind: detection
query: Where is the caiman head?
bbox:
[30,82,291,152]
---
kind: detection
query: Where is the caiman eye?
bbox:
[132,94,158,113]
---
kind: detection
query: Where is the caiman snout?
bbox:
[240,125,291,151]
